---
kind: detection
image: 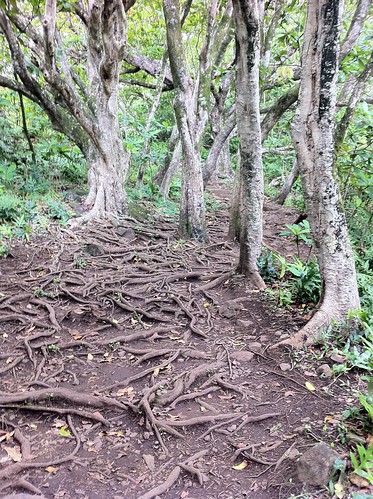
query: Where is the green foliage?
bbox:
[350,444,373,485]
[286,257,321,305]
[0,194,21,221]
[280,220,312,256]
[259,250,321,308]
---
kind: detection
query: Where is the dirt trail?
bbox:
[0,189,355,498]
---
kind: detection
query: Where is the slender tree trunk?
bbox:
[163,0,206,241]
[159,141,182,198]
[288,0,360,346]
[137,50,169,186]
[276,158,299,205]
[232,0,265,289]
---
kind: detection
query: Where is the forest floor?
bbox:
[0,185,368,499]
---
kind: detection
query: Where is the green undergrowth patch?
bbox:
[0,192,74,256]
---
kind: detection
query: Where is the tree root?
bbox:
[0,387,136,412]
[137,465,181,499]
[0,415,80,482]
[0,404,109,425]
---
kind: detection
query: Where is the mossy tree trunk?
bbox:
[163,0,206,241]
[290,0,360,345]
[232,0,265,289]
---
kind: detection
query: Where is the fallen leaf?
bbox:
[153,367,160,377]
[349,473,370,488]
[305,381,316,391]
[53,419,66,428]
[143,453,155,471]
[58,426,71,437]
[334,483,344,498]
[180,491,189,498]
[3,445,22,462]
[233,460,248,470]
[45,466,59,473]
[87,353,94,361]
[0,430,14,443]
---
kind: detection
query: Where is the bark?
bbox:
[275,158,299,205]
[156,0,234,196]
[163,0,206,241]
[159,141,182,198]
[82,0,130,220]
[203,106,236,186]
[137,50,169,185]
[232,0,265,289]
[0,1,130,222]
[289,0,360,346]
[339,0,372,62]
[335,51,373,151]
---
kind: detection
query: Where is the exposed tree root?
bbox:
[0,415,80,482]
[137,465,181,499]
[0,404,110,425]
[0,387,136,412]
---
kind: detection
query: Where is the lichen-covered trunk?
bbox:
[85,96,129,217]
[233,0,265,289]
[82,0,129,221]
[163,0,206,241]
[291,0,360,343]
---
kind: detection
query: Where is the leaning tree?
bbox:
[0,0,134,221]
[287,0,361,346]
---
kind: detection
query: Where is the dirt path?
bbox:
[0,190,357,498]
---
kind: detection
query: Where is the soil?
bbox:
[0,187,367,499]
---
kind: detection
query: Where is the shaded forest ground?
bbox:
[0,187,367,498]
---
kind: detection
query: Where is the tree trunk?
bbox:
[163,0,206,241]
[288,0,360,346]
[276,158,299,205]
[81,0,129,221]
[233,0,265,289]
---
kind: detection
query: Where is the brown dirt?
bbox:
[0,188,364,498]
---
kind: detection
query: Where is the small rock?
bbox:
[230,350,254,362]
[115,227,136,239]
[236,319,254,328]
[84,243,104,256]
[279,363,291,372]
[330,353,345,364]
[259,334,269,342]
[247,342,262,353]
[297,442,342,486]
[279,334,289,340]
[317,364,333,378]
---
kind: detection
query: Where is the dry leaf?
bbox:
[349,473,370,488]
[143,454,155,471]
[45,466,59,473]
[180,491,189,498]
[153,367,160,377]
[232,460,248,470]
[3,445,22,462]
[87,353,94,361]
[305,381,316,391]
[334,483,344,499]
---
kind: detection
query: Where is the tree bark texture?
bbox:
[83,0,129,220]
[233,0,265,289]
[163,0,206,241]
[0,1,130,222]
[291,0,360,344]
